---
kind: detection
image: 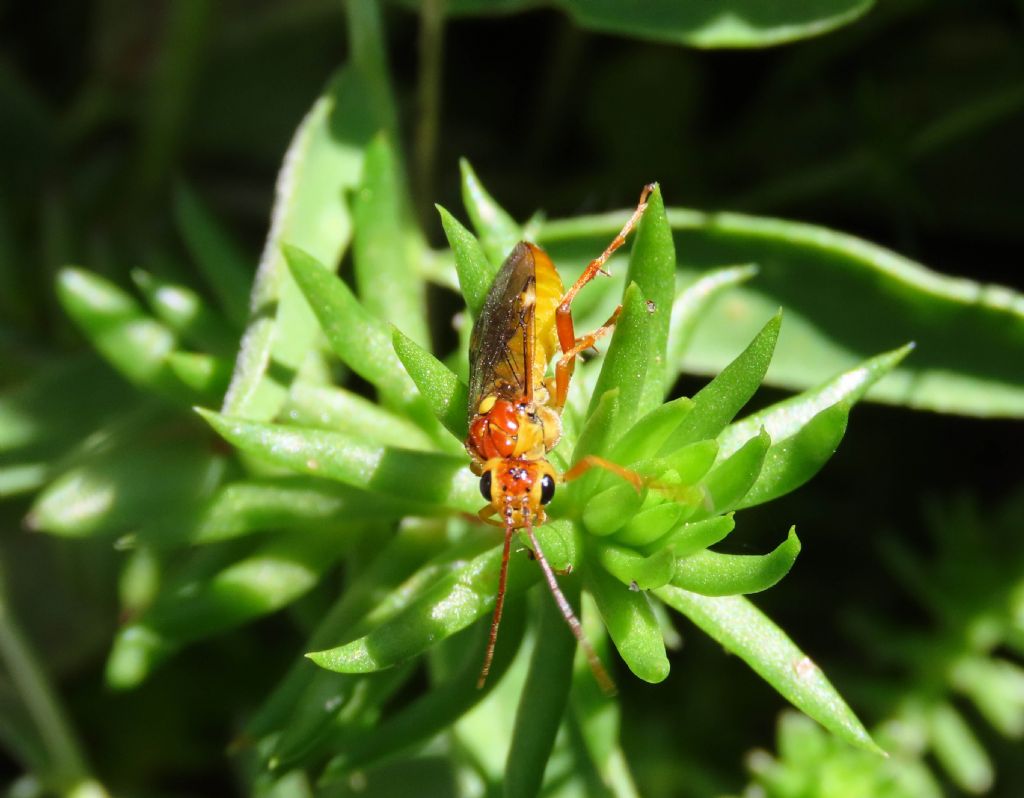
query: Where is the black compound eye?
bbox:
[539,474,556,505]
[479,470,493,502]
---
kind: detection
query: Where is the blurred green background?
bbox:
[1,0,1023,796]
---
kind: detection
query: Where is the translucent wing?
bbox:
[468,242,537,412]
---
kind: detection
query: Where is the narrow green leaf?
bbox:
[625,184,676,413]
[222,66,378,420]
[638,439,718,485]
[308,520,573,672]
[167,352,232,399]
[320,603,526,781]
[667,264,758,367]
[197,410,478,513]
[587,282,651,443]
[282,244,423,414]
[542,206,1024,417]
[722,345,913,508]
[173,183,253,329]
[596,543,675,590]
[392,327,469,441]
[647,514,736,558]
[131,269,237,355]
[671,528,800,595]
[661,312,780,453]
[928,702,994,794]
[245,523,452,741]
[283,382,437,452]
[107,528,350,689]
[655,585,881,753]
[504,590,577,798]
[459,159,522,266]
[27,442,225,538]
[609,395,694,466]
[437,204,498,319]
[353,134,429,347]
[582,483,646,537]
[697,428,770,517]
[55,269,183,400]
[720,345,912,458]
[141,476,420,547]
[589,561,670,683]
[613,501,685,547]
[565,388,619,505]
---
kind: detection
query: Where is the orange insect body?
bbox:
[466,186,655,691]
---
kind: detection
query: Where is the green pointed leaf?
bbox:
[27,441,225,538]
[140,476,421,547]
[106,528,348,689]
[638,438,718,485]
[722,345,913,508]
[648,514,736,558]
[587,282,652,445]
[308,521,574,672]
[582,483,646,537]
[320,603,526,781]
[197,410,477,513]
[613,500,685,547]
[655,585,881,753]
[596,543,675,590]
[283,382,437,452]
[244,523,452,742]
[667,264,759,367]
[131,269,237,356]
[459,159,521,266]
[353,134,428,347]
[504,586,577,798]
[282,244,421,412]
[55,268,184,400]
[696,428,770,517]
[671,528,800,595]
[625,184,676,413]
[589,561,670,684]
[542,207,1024,417]
[928,702,994,794]
[174,183,253,329]
[222,66,379,421]
[437,204,498,319]
[167,352,232,399]
[392,327,469,441]
[660,312,780,452]
[609,395,694,466]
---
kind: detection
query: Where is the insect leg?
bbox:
[478,519,516,689]
[553,305,621,409]
[563,454,644,493]
[522,514,616,695]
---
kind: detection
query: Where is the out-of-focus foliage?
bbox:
[0,0,1021,796]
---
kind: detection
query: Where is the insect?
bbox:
[466,184,655,692]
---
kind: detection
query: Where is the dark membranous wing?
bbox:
[468,242,537,412]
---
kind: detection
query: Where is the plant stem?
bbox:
[0,565,109,797]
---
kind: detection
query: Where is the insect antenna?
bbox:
[477,508,515,689]
[522,508,617,695]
